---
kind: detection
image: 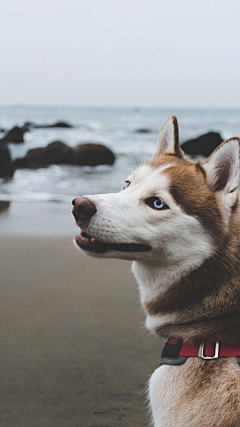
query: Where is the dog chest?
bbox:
[149,358,240,427]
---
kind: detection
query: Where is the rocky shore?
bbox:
[0,119,225,178]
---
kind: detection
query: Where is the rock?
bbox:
[15,141,72,168]
[134,128,153,133]
[23,121,73,129]
[51,121,73,128]
[15,142,115,168]
[0,143,14,177]
[0,201,10,212]
[181,132,224,157]
[0,126,27,144]
[73,143,115,166]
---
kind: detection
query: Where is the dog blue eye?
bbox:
[153,199,164,209]
[145,197,169,210]
[123,181,130,190]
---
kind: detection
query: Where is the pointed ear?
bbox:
[154,116,183,158]
[203,137,239,205]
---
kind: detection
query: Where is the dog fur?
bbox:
[73,116,240,426]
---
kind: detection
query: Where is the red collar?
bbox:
[167,338,240,360]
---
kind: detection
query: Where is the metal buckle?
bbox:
[198,341,220,360]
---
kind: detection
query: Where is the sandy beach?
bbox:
[0,202,164,427]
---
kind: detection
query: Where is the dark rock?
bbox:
[134,128,153,133]
[0,143,14,177]
[23,121,73,129]
[0,126,27,144]
[73,143,115,166]
[51,122,73,128]
[15,141,72,168]
[181,132,224,157]
[0,201,10,212]
[15,142,115,169]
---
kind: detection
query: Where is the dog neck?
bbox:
[132,213,240,344]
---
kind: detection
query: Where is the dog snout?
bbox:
[72,197,97,222]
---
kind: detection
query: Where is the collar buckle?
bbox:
[198,341,220,360]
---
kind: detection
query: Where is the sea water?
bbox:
[0,105,239,202]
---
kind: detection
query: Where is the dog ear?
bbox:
[203,137,240,206]
[154,116,183,158]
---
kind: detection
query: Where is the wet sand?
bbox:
[0,203,164,427]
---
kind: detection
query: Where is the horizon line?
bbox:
[0,104,240,110]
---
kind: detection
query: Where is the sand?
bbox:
[0,202,164,427]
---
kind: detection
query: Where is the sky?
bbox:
[0,0,240,107]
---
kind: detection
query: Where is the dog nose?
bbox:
[72,197,97,221]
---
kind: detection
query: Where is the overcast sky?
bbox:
[1,0,240,107]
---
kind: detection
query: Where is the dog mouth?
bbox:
[75,230,151,253]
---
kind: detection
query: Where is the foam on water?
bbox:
[0,106,240,201]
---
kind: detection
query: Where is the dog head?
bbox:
[72,117,239,268]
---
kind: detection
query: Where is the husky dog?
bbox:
[72,117,240,427]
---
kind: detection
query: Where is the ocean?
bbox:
[0,105,240,202]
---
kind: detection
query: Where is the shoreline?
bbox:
[0,200,77,237]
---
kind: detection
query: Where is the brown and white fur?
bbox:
[73,117,240,426]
